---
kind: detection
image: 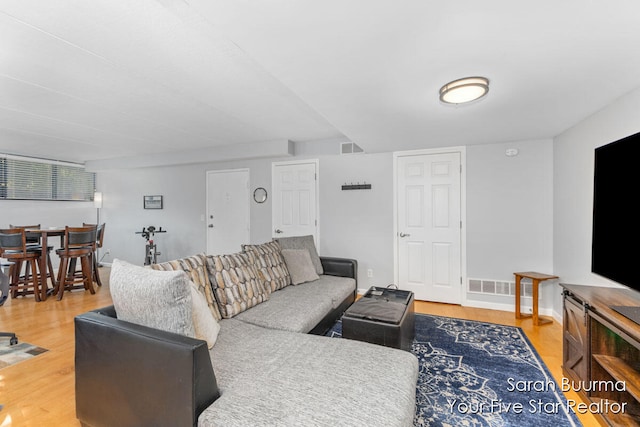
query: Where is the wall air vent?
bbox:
[468,278,531,297]
[340,142,364,155]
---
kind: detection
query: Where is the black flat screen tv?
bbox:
[591,131,640,293]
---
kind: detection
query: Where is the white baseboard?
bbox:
[353,291,567,325]
[463,299,555,317]
[462,299,567,327]
[551,308,563,324]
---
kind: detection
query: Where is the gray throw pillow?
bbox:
[110,259,195,337]
[275,235,323,275]
[281,249,320,285]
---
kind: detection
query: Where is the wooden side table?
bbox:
[514,271,558,326]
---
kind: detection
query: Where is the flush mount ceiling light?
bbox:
[439,76,489,105]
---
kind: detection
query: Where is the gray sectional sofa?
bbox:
[75,239,419,427]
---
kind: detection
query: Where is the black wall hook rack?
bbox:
[341,183,372,190]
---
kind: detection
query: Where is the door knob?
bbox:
[399,232,410,238]
[275,229,283,234]
[208,224,214,228]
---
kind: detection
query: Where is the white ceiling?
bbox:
[1,1,640,166]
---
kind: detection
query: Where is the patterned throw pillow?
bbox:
[151,254,222,321]
[242,241,291,293]
[205,252,270,319]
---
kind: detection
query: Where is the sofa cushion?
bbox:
[242,241,291,292]
[205,252,270,319]
[233,275,355,333]
[190,282,220,349]
[201,318,418,427]
[275,234,323,275]
[109,259,195,337]
[281,249,319,285]
[151,254,222,321]
[313,274,357,309]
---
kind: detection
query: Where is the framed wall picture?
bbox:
[143,195,163,209]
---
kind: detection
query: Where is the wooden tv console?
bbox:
[561,283,640,426]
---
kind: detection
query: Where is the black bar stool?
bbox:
[0,228,44,302]
[10,224,58,288]
[83,223,105,287]
[55,225,97,300]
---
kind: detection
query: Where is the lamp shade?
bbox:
[439,76,489,104]
[93,191,103,209]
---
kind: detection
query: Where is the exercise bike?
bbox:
[135,226,167,265]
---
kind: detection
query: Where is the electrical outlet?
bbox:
[367,269,373,278]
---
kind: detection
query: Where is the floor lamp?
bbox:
[94,191,103,223]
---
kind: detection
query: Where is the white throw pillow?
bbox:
[190,281,220,348]
[281,249,320,285]
[109,259,195,337]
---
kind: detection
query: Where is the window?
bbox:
[0,155,96,201]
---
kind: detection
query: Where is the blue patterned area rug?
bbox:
[326,314,581,427]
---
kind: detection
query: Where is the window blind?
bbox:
[0,155,96,201]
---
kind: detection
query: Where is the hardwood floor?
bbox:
[0,269,598,426]
[1,268,114,426]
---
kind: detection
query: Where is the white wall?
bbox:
[552,86,640,315]
[98,152,394,288]
[99,164,208,265]
[467,139,554,278]
[466,139,555,311]
[318,152,394,289]
[98,140,556,312]
[99,156,298,265]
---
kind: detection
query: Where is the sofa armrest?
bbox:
[320,257,358,284]
[75,307,219,427]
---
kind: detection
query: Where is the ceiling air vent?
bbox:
[340,142,364,155]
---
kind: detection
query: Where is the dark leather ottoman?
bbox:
[342,287,415,351]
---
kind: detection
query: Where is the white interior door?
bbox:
[396,151,462,303]
[272,160,318,242]
[206,169,249,255]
